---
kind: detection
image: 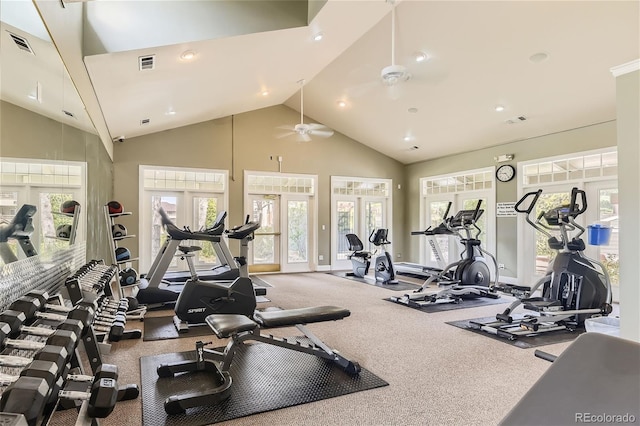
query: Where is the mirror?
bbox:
[0,0,111,263]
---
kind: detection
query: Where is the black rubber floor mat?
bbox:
[140,343,388,425]
[384,295,514,312]
[328,272,421,292]
[143,316,215,341]
[446,317,585,349]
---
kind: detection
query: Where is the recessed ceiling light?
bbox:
[180,50,196,61]
[337,100,347,108]
[403,136,412,142]
[529,52,549,63]
[165,110,176,116]
[495,105,505,112]
[408,107,418,113]
[414,51,428,62]
[313,32,324,42]
[261,90,269,97]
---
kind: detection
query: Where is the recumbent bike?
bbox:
[345,228,397,284]
[470,187,612,339]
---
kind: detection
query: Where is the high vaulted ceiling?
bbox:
[4,1,640,164]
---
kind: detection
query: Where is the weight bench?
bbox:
[156,305,361,415]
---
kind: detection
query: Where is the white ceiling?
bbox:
[5,0,640,165]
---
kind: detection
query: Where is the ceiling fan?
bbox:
[276,79,334,142]
[380,0,411,89]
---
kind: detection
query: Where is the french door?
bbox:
[140,191,224,273]
[421,192,494,275]
[333,197,387,271]
[519,180,619,300]
[248,193,315,273]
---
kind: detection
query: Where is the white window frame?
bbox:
[138,165,228,273]
[0,157,87,256]
[330,176,393,271]
[517,147,618,289]
[418,167,496,274]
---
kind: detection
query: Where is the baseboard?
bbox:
[316,265,331,272]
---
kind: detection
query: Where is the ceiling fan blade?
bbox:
[296,133,312,143]
[276,131,296,139]
[310,129,334,138]
[276,124,296,131]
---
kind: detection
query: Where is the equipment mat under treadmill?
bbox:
[446,316,585,348]
[329,271,421,291]
[384,295,514,312]
[140,341,388,426]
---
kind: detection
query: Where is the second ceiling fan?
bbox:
[276,79,334,143]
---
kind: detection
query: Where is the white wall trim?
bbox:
[316,265,331,272]
[610,59,640,77]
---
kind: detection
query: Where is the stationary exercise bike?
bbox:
[470,187,612,339]
[390,201,500,307]
[172,217,259,331]
[345,233,371,278]
[370,228,398,284]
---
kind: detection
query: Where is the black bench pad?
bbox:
[254,306,350,328]
[206,314,258,338]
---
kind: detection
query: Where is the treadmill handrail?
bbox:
[157,207,222,242]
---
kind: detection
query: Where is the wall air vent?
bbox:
[8,32,34,54]
[506,115,528,124]
[62,110,76,118]
[139,55,155,71]
[140,118,150,125]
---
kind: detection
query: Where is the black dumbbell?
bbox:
[1,326,78,359]
[0,376,49,426]
[59,364,119,418]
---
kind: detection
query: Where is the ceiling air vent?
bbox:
[409,145,419,151]
[62,110,76,118]
[506,115,528,124]
[8,32,34,54]
[139,55,155,71]
[140,118,150,125]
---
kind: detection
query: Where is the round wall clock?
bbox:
[496,164,516,182]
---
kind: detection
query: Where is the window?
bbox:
[0,158,86,260]
[139,165,228,273]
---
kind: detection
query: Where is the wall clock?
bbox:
[496,164,516,182]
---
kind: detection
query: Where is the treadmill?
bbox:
[0,204,38,263]
[162,211,239,283]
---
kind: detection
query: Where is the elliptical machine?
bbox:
[370,228,398,285]
[172,217,260,331]
[470,187,612,339]
[390,200,500,307]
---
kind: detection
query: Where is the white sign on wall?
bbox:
[496,202,517,217]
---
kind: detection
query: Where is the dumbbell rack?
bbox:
[46,204,82,245]
[102,206,138,296]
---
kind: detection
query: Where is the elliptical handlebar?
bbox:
[569,187,587,217]
[514,189,542,214]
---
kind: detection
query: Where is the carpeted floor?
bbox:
[56,272,588,426]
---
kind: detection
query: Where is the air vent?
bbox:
[506,115,528,124]
[8,32,34,54]
[62,110,75,118]
[140,118,150,125]
[409,145,419,151]
[139,55,155,71]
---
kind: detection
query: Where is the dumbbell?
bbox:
[0,324,79,363]
[58,363,119,418]
[0,306,91,340]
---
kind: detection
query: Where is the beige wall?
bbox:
[0,100,113,261]
[405,121,617,279]
[615,68,639,341]
[113,104,405,267]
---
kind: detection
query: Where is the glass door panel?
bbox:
[37,192,74,255]
[336,200,355,261]
[191,196,220,267]
[286,199,308,264]
[596,188,619,288]
[151,194,179,270]
[364,200,383,252]
[426,199,452,267]
[250,195,280,272]
[532,191,571,276]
